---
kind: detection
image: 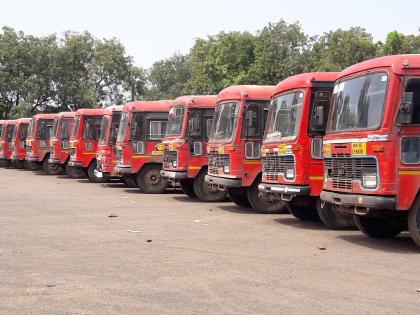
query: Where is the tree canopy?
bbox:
[0,21,419,118]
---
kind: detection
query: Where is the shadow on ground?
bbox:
[337,232,419,254]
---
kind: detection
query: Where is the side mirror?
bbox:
[398,92,414,124]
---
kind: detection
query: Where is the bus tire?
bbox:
[123,176,138,188]
[288,197,319,221]
[180,179,196,198]
[136,164,168,194]
[87,160,107,183]
[408,196,420,248]
[228,187,251,208]
[354,215,403,238]
[247,177,287,214]
[193,171,226,202]
[317,200,354,229]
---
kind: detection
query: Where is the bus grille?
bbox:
[324,155,377,190]
[208,154,230,175]
[262,153,295,181]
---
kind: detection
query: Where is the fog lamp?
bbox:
[172,160,177,168]
[285,168,295,179]
[362,174,377,188]
[223,165,230,174]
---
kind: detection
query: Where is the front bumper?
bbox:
[25,156,39,162]
[160,170,187,180]
[48,158,61,165]
[205,174,242,188]
[258,183,310,196]
[68,161,83,168]
[12,156,24,161]
[320,190,395,210]
[114,166,133,176]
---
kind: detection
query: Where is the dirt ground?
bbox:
[0,167,419,315]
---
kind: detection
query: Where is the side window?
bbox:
[401,137,420,164]
[241,103,262,138]
[149,121,167,140]
[309,90,332,134]
[403,78,420,124]
[188,110,202,137]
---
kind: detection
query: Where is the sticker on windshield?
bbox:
[333,85,338,94]
[338,82,345,92]
[381,75,387,82]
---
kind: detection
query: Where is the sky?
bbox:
[0,0,418,68]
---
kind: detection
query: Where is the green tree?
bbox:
[377,30,420,55]
[305,27,378,71]
[185,31,255,94]
[147,53,191,100]
[247,20,308,85]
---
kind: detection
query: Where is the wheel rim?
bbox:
[147,171,161,186]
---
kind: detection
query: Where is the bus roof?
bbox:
[338,54,420,79]
[103,105,124,115]
[16,118,31,124]
[74,108,106,116]
[33,113,57,120]
[217,85,275,103]
[273,72,339,95]
[123,100,172,112]
[171,95,217,109]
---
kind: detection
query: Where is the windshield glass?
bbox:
[209,102,239,143]
[82,115,102,140]
[51,118,59,138]
[117,112,128,142]
[129,112,142,140]
[99,116,110,145]
[166,105,185,136]
[36,119,54,140]
[0,124,3,139]
[19,123,29,141]
[7,125,15,142]
[60,119,70,140]
[109,112,121,145]
[264,91,304,142]
[27,119,34,138]
[330,72,388,132]
[71,116,80,138]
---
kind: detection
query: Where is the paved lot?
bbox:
[0,167,419,314]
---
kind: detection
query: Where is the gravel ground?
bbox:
[0,167,419,315]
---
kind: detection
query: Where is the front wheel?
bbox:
[65,161,85,178]
[317,200,354,229]
[408,199,420,247]
[87,160,107,183]
[26,160,41,171]
[354,215,404,238]
[228,187,251,208]
[193,171,227,202]
[288,197,319,221]
[123,176,138,188]
[44,158,63,175]
[247,177,287,214]
[180,179,196,198]
[136,164,168,194]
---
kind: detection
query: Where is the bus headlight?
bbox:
[223,165,230,174]
[285,168,294,179]
[172,160,177,168]
[363,174,377,188]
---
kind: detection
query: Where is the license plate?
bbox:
[351,142,366,156]
[94,170,103,178]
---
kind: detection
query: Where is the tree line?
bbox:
[0,20,419,118]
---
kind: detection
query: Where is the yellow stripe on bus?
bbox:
[243,160,261,165]
[188,166,201,170]
[309,176,324,180]
[399,170,420,175]
[131,155,151,159]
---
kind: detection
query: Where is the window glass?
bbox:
[61,119,70,140]
[265,91,304,141]
[6,125,15,142]
[241,104,260,138]
[149,121,167,140]
[98,116,110,145]
[71,116,80,138]
[402,78,420,124]
[109,112,121,145]
[206,118,213,139]
[402,137,420,164]
[82,116,102,140]
[209,102,239,142]
[27,120,34,138]
[130,112,143,140]
[166,105,185,136]
[117,112,128,142]
[19,124,28,141]
[36,119,54,140]
[330,72,387,132]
